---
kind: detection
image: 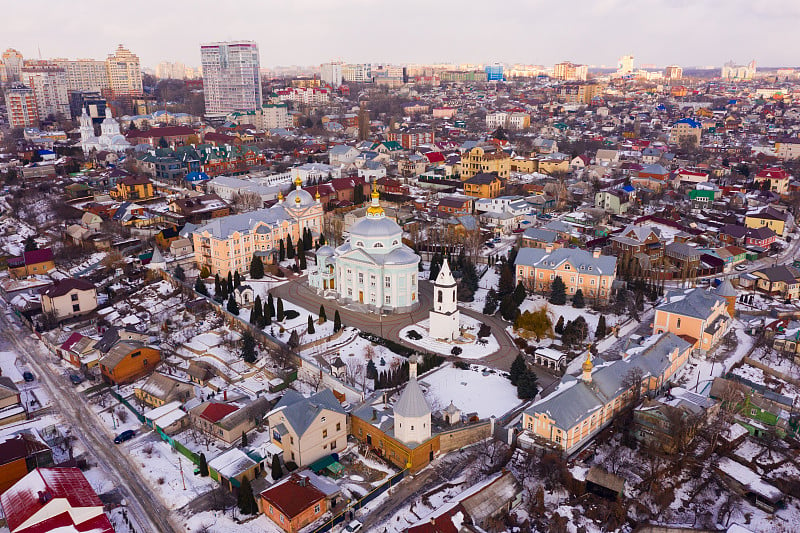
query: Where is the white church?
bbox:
[79,108,131,155]
[429,259,461,341]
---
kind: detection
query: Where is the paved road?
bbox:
[0,308,178,533]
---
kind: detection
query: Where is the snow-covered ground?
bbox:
[420,363,521,418]
[399,315,499,359]
[182,513,283,533]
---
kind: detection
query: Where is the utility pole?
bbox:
[179,457,186,490]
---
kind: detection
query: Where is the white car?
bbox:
[344,520,363,532]
[735,264,748,272]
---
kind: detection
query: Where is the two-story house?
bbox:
[514,246,617,302]
[653,286,732,353]
[109,175,155,201]
[39,278,97,321]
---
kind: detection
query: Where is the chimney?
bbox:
[223,390,227,401]
[592,248,601,259]
[545,244,553,254]
[409,354,419,379]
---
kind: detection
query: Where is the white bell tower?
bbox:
[79,109,94,154]
[429,259,460,340]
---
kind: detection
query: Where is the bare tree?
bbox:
[232,191,263,212]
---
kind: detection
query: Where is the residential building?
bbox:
[105,45,143,97]
[208,448,264,493]
[751,265,800,300]
[1,49,23,83]
[7,249,55,278]
[522,332,693,454]
[775,138,800,160]
[110,175,155,201]
[753,167,790,195]
[387,129,434,149]
[320,62,342,87]
[460,145,511,180]
[553,62,588,81]
[0,433,53,494]
[437,195,473,216]
[0,377,23,427]
[169,193,230,223]
[266,389,347,467]
[664,65,683,80]
[463,172,503,199]
[521,227,563,249]
[134,373,194,408]
[39,278,97,321]
[0,468,114,533]
[653,286,732,353]
[745,226,777,248]
[98,341,161,385]
[125,125,196,147]
[275,87,330,106]
[744,206,793,237]
[633,391,717,453]
[229,103,291,130]
[192,179,324,276]
[20,62,70,120]
[515,246,617,301]
[4,85,38,128]
[201,41,262,115]
[610,224,663,257]
[555,82,601,104]
[53,58,109,92]
[594,190,630,214]
[721,60,756,80]
[669,118,702,146]
[309,191,419,312]
[261,473,328,533]
[190,397,272,445]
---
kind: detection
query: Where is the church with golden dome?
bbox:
[308,188,420,313]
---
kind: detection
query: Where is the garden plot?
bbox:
[420,363,522,419]
[399,315,499,359]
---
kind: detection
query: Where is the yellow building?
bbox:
[668,118,702,146]
[744,206,791,237]
[192,178,324,276]
[510,157,538,173]
[463,173,503,199]
[460,145,511,180]
[555,83,601,104]
[110,176,155,201]
[537,158,570,175]
[652,287,731,354]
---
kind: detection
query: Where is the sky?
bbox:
[3,0,799,69]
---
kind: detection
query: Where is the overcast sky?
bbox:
[4,0,799,69]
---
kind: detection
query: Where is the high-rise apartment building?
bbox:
[553,62,588,81]
[0,49,24,83]
[20,62,70,120]
[106,45,143,97]
[664,65,683,80]
[4,85,38,127]
[342,64,372,83]
[156,61,187,80]
[320,62,342,88]
[617,55,634,76]
[200,41,262,115]
[485,64,504,81]
[721,60,756,80]
[53,58,110,92]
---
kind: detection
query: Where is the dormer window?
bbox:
[374,242,384,248]
[356,241,364,247]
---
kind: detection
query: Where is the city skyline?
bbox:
[2,0,799,70]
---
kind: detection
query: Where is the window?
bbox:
[411,425,414,431]
[356,241,364,247]
[385,276,391,288]
[280,515,285,524]
[347,288,353,296]
[374,242,383,248]
[331,440,337,450]
[290,436,294,444]
[336,422,341,431]
[358,273,364,284]
[677,318,681,328]
[321,416,326,422]
[71,293,79,301]
[323,429,328,438]
[269,505,273,514]
[314,504,321,514]
[72,304,80,312]
[438,290,443,303]
[385,295,391,304]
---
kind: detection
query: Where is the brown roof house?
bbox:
[40,278,98,321]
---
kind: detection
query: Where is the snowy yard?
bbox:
[399,315,499,359]
[420,363,522,418]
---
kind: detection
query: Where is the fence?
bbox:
[308,469,406,533]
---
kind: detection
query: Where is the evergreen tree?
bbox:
[308,314,315,334]
[227,294,239,315]
[264,302,271,326]
[249,254,264,279]
[595,315,607,340]
[199,265,210,279]
[517,369,539,400]
[319,304,327,323]
[234,271,241,289]
[277,298,284,321]
[562,316,588,347]
[303,227,312,250]
[498,264,515,297]
[267,293,275,317]
[194,277,209,296]
[237,477,258,515]
[429,260,441,282]
[198,453,209,476]
[219,278,228,300]
[366,359,378,380]
[333,310,342,332]
[298,242,307,270]
[572,288,585,308]
[555,315,565,335]
[513,281,527,306]
[509,354,527,386]
[270,454,283,480]
[214,274,221,296]
[499,295,519,322]
[279,239,285,261]
[549,276,567,305]
[241,331,256,363]
[483,288,499,315]
[241,431,248,448]
[251,295,263,325]
[286,235,295,259]
[227,272,233,293]
[24,236,37,252]
[174,264,185,282]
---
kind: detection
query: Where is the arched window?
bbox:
[356,241,364,247]
[374,242,383,248]
[438,290,443,303]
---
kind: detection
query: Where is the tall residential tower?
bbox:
[200,41,262,115]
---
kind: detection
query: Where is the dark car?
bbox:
[69,374,84,385]
[485,242,495,248]
[22,371,34,382]
[114,430,135,444]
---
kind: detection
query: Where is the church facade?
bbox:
[79,108,131,154]
[309,189,420,313]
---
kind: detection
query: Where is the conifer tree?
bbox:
[549,276,567,305]
[227,294,239,315]
[287,235,295,259]
[237,477,258,515]
[319,304,327,323]
[308,314,315,334]
[595,315,607,340]
[572,288,585,308]
[333,310,342,332]
[249,254,264,279]
[277,298,284,321]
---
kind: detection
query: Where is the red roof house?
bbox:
[0,467,114,533]
[261,474,327,532]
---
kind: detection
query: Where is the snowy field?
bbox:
[420,363,522,418]
[398,315,499,359]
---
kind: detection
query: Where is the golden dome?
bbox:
[581,352,593,373]
[366,187,383,216]
[371,188,379,200]
[315,190,321,200]
[277,191,284,201]
[294,176,302,188]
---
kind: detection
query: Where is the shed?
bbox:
[585,466,625,500]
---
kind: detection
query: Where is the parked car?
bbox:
[69,374,84,385]
[344,521,363,533]
[22,371,34,382]
[114,430,135,444]
[735,264,748,272]
[485,242,495,248]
